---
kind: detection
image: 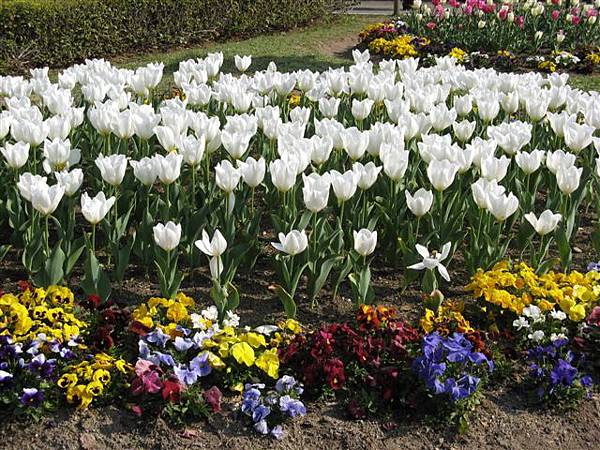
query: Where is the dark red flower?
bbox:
[324,358,345,390]
[88,294,102,309]
[203,386,222,413]
[130,320,152,336]
[18,280,31,292]
[162,378,182,403]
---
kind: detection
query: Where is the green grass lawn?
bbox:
[111,14,600,92]
[115,15,379,91]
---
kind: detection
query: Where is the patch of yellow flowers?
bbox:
[448,47,467,62]
[421,301,474,335]
[368,36,419,59]
[58,353,133,409]
[0,285,85,342]
[467,261,600,322]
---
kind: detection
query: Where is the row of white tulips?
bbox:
[1,49,599,318]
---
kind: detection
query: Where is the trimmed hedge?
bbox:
[0,0,355,73]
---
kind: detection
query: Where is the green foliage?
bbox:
[0,0,354,73]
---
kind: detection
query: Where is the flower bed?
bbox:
[0,50,599,438]
[359,0,600,73]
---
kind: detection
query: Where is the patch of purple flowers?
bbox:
[240,376,306,439]
[0,332,79,413]
[412,332,494,402]
[527,338,593,401]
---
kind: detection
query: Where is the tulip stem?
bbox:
[91,224,96,254]
[165,183,170,220]
[44,215,50,258]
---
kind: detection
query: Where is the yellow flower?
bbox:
[207,352,226,369]
[420,309,435,333]
[115,359,133,373]
[243,332,267,348]
[231,342,255,366]
[92,369,112,385]
[448,47,467,62]
[58,373,78,389]
[67,385,93,409]
[568,304,587,322]
[166,302,188,324]
[255,348,279,379]
[282,319,302,334]
[86,381,104,397]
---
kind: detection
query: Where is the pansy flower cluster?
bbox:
[133,294,301,391]
[412,332,494,403]
[58,352,132,409]
[0,285,87,416]
[280,305,420,418]
[240,375,306,439]
[0,285,85,342]
[0,333,80,416]
[468,261,600,323]
[420,301,474,335]
[526,338,593,406]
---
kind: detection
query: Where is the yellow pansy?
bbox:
[207,352,226,369]
[255,348,279,379]
[243,332,267,348]
[166,302,188,324]
[231,342,255,366]
[58,373,78,389]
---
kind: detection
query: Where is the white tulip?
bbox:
[55,169,83,197]
[195,229,227,257]
[427,159,458,192]
[31,183,64,216]
[215,159,241,193]
[1,142,29,169]
[351,98,374,121]
[525,210,562,236]
[487,192,519,221]
[234,55,252,73]
[17,173,47,202]
[330,169,359,202]
[408,242,452,282]
[130,157,158,186]
[95,153,127,186]
[405,188,433,217]
[238,156,266,188]
[341,127,369,160]
[352,161,381,190]
[515,149,545,174]
[480,155,510,181]
[471,178,506,210]
[180,134,206,166]
[81,191,116,225]
[556,165,582,195]
[272,229,309,255]
[452,120,476,142]
[302,172,331,213]
[155,152,183,185]
[153,221,182,251]
[546,149,576,174]
[353,229,377,257]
